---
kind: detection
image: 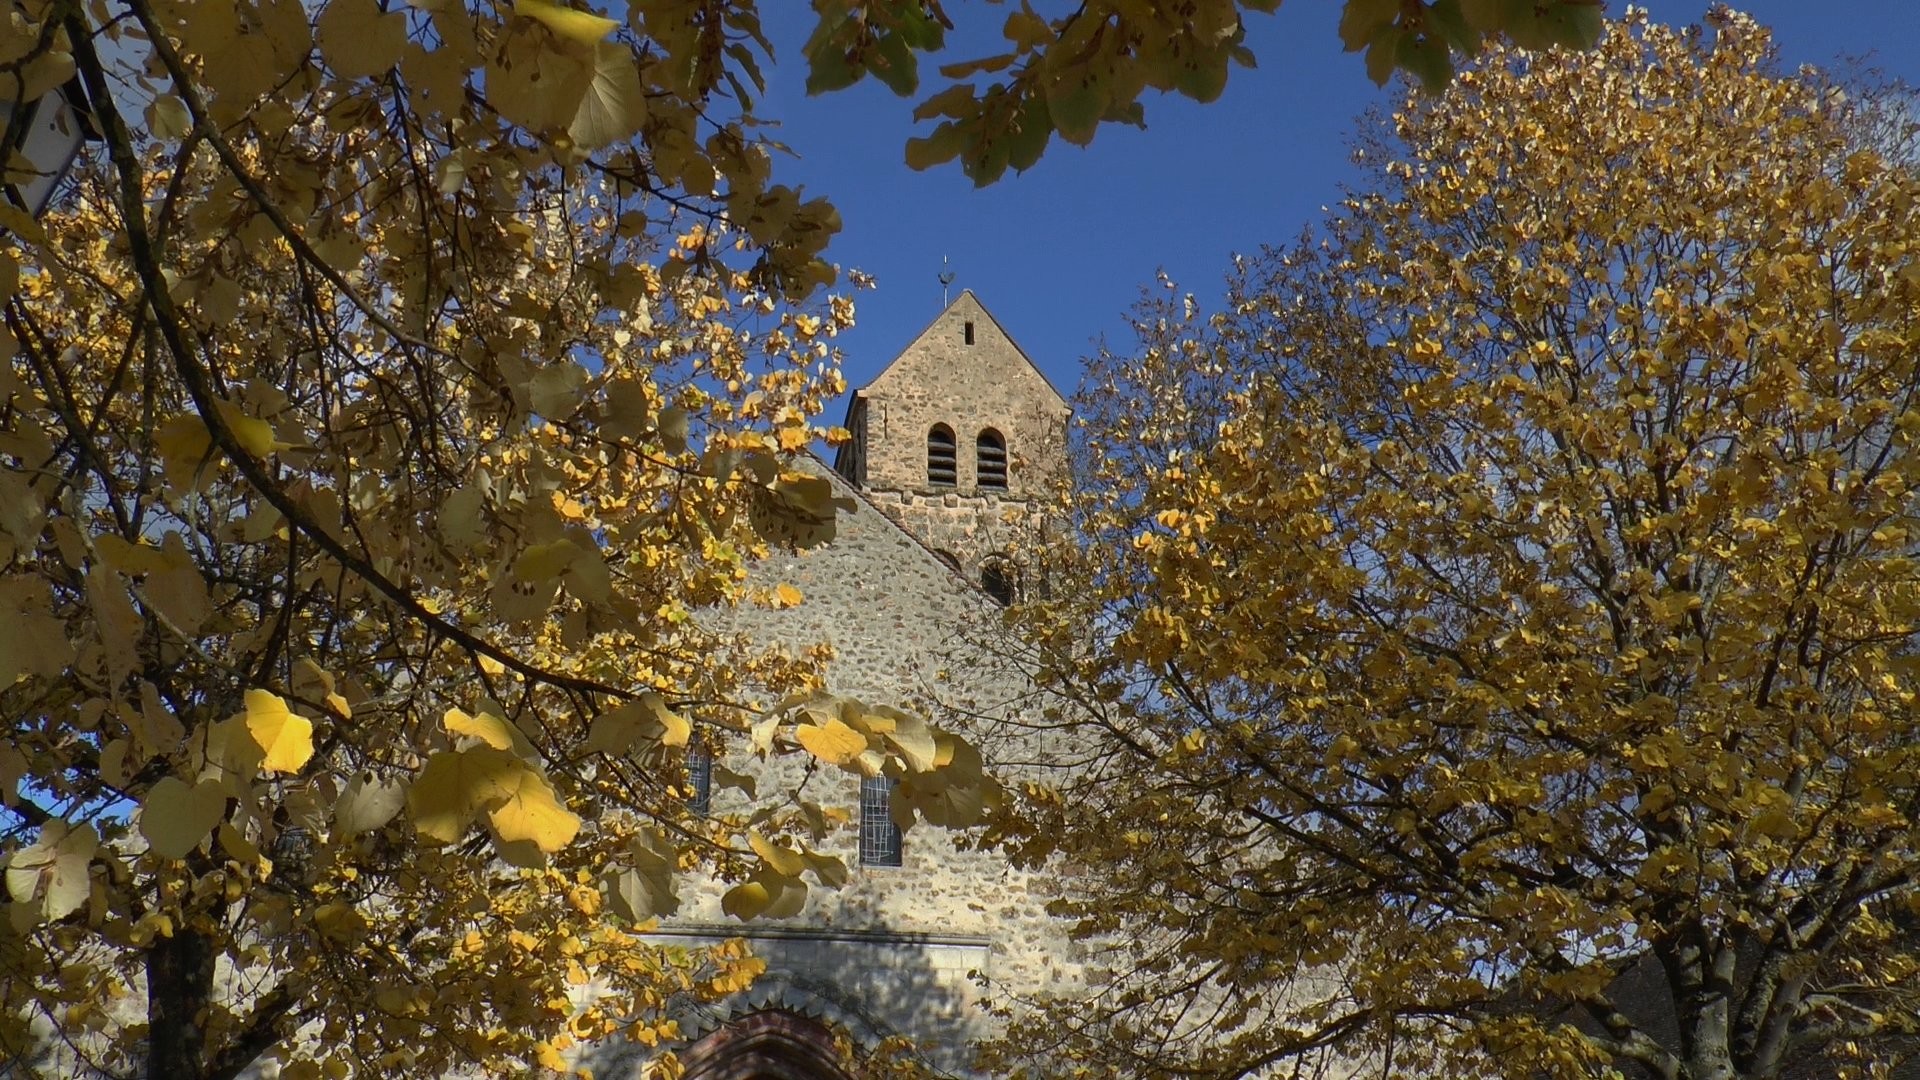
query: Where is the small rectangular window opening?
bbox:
[860,775,904,867]
[686,745,713,817]
[963,320,975,345]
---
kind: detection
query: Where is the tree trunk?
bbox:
[1668,934,1742,1080]
[147,926,217,1080]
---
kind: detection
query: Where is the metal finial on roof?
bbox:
[938,256,955,307]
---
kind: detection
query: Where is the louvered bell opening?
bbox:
[927,426,957,487]
[976,429,1007,490]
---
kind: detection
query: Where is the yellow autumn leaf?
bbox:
[487,23,596,133]
[584,692,690,754]
[217,821,260,865]
[4,820,97,922]
[146,532,210,634]
[141,777,229,860]
[409,746,522,845]
[313,901,367,943]
[720,879,771,920]
[243,690,314,775]
[485,766,582,852]
[747,829,804,878]
[749,712,780,756]
[881,713,939,774]
[568,40,648,150]
[512,539,580,581]
[644,692,692,749]
[516,0,618,47]
[774,583,803,607]
[316,0,408,80]
[721,876,810,914]
[293,657,352,718]
[794,716,867,766]
[408,747,579,852]
[213,400,278,458]
[444,706,525,754]
[334,771,407,838]
[841,701,888,735]
[93,534,166,574]
[804,850,849,889]
[762,874,808,918]
[197,715,264,783]
[153,414,214,489]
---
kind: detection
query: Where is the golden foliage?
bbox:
[818,0,1604,184]
[0,0,1001,1077]
[997,12,1920,1080]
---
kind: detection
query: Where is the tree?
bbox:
[990,11,1920,1079]
[0,0,1605,1075]
[841,0,1606,184]
[0,1,992,1077]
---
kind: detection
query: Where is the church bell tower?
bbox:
[831,290,1070,602]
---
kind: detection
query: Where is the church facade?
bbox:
[588,292,1082,1078]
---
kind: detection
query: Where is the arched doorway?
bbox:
[678,1009,856,1080]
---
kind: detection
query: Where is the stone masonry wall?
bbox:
[859,489,1046,590]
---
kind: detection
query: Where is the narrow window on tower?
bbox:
[860,775,903,867]
[976,428,1007,491]
[685,744,712,817]
[981,559,1016,606]
[964,320,975,345]
[926,424,957,487]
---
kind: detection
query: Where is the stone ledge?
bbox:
[644,923,994,949]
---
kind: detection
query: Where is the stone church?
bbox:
[586,291,1083,1079]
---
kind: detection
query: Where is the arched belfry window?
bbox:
[976,428,1007,490]
[926,424,957,487]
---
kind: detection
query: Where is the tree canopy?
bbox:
[0,0,989,1076]
[0,0,1608,1076]
[865,0,1606,183]
[992,11,1920,1079]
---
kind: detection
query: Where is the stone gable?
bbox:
[834,290,1069,502]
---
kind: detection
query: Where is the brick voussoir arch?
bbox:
[678,1008,857,1080]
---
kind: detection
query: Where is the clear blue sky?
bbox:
[751,2,1920,418]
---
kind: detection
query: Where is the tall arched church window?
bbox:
[926,424,956,487]
[976,428,1007,490]
[860,775,903,867]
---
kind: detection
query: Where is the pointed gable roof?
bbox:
[851,290,1070,410]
